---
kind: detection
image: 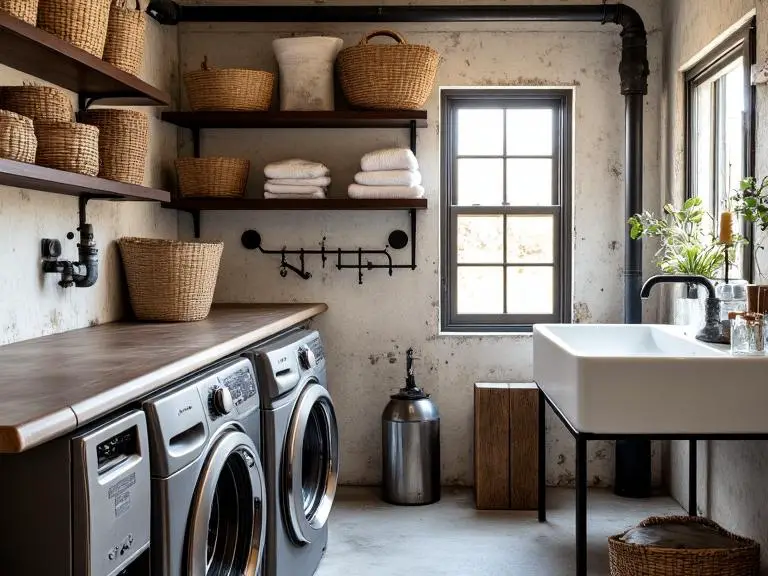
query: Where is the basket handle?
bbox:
[359,29,408,46]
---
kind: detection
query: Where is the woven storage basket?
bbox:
[37,0,111,58]
[0,110,36,163]
[0,85,72,123]
[35,122,99,176]
[103,0,145,76]
[184,57,274,111]
[118,238,224,322]
[176,157,249,198]
[337,29,440,110]
[79,108,147,185]
[609,516,760,576]
[0,0,39,25]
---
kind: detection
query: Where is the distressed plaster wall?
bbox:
[662,0,768,568]
[0,19,179,345]
[178,0,663,486]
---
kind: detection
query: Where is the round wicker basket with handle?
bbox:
[0,85,73,123]
[103,0,146,76]
[0,110,37,163]
[609,516,760,576]
[34,122,99,176]
[37,0,111,58]
[79,108,148,185]
[337,29,440,110]
[0,0,39,25]
[176,157,250,198]
[184,56,274,111]
[118,238,224,322]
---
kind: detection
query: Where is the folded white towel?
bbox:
[348,183,425,199]
[265,191,326,199]
[268,176,331,187]
[361,148,419,172]
[265,182,327,195]
[264,159,329,180]
[354,170,421,187]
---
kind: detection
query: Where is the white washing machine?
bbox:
[142,357,267,575]
[245,329,340,576]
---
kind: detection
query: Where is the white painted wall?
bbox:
[178,0,663,486]
[0,18,179,344]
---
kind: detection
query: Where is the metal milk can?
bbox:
[382,348,440,505]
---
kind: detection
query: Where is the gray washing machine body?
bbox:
[142,357,267,576]
[246,329,340,576]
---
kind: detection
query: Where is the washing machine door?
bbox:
[186,429,267,575]
[283,380,340,544]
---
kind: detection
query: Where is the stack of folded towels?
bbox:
[348,148,425,199]
[264,159,330,199]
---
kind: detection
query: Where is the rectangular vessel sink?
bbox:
[533,324,768,434]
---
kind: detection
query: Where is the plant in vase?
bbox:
[732,176,768,311]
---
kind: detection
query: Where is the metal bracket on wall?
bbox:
[180,209,201,238]
[240,209,417,285]
[78,92,139,111]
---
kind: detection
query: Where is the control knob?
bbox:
[212,386,234,415]
[298,346,316,370]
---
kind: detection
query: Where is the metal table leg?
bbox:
[575,436,588,576]
[538,387,547,522]
[689,439,697,516]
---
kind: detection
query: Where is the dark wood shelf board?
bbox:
[161,110,428,129]
[0,12,171,106]
[162,198,428,211]
[0,159,171,202]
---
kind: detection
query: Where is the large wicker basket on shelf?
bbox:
[609,516,760,576]
[37,0,111,58]
[176,157,249,198]
[0,110,36,163]
[184,57,274,111]
[0,85,72,123]
[103,0,146,76]
[337,29,440,110]
[0,0,39,25]
[79,108,148,185]
[118,238,224,322]
[35,122,99,176]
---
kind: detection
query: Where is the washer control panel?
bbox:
[206,360,259,418]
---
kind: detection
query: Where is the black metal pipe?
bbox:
[74,197,98,288]
[625,94,644,323]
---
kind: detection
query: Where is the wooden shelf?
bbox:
[0,159,171,202]
[0,12,171,106]
[162,198,427,211]
[161,110,428,129]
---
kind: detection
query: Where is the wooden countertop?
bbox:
[0,303,327,453]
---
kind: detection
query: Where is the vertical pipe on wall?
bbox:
[624,94,644,324]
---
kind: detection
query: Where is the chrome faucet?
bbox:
[640,274,727,344]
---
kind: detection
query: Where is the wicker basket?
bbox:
[79,108,147,185]
[609,516,760,576]
[0,85,72,123]
[118,238,224,322]
[35,122,99,176]
[37,0,111,58]
[0,0,39,25]
[184,57,274,111]
[176,157,249,198]
[103,0,145,76]
[0,110,36,163]
[337,29,440,110]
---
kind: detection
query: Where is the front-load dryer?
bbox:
[142,356,267,575]
[245,329,340,576]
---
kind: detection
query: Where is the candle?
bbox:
[720,211,734,244]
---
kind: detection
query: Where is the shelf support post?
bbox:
[410,208,417,270]
[409,120,417,154]
[192,128,201,158]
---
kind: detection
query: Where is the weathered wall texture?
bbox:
[662,0,768,567]
[178,0,663,486]
[0,19,179,345]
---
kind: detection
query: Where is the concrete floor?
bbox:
[316,487,683,576]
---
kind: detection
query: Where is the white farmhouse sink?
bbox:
[533,324,768,434]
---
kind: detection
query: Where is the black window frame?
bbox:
[440,88,573,333]
[684,18,756,282]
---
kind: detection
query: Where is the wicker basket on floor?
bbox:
[609,516,760,576]
[0,0,39,25]
[35,122,99,176]
[184,57,274,111]
[118,238,224,322]
[0,110,36,163]
[103,0,145,76]
[176,157,249,198]
[0,85,73,123]
[37,0,111,58]
[79,108,147,184]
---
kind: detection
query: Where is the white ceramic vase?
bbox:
[272,36,344,111]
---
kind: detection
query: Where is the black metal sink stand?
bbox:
[536,386,768,576]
